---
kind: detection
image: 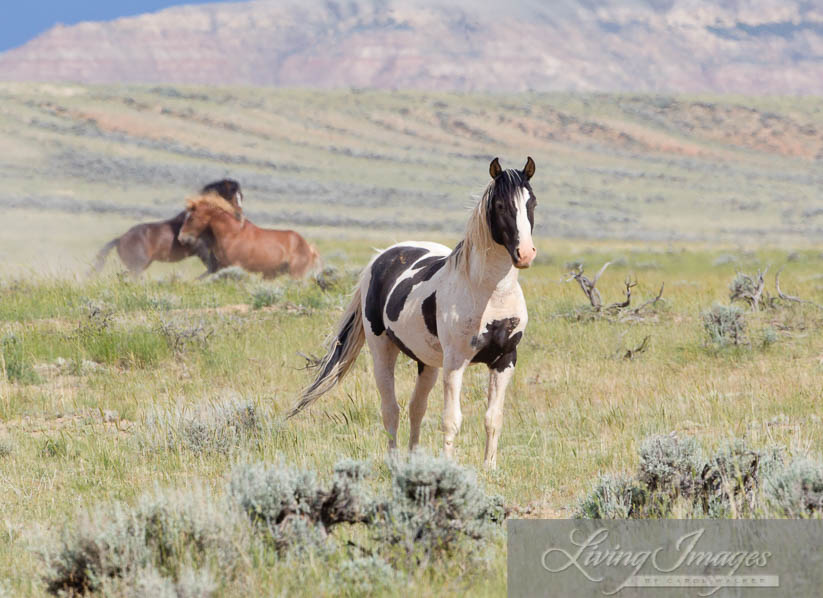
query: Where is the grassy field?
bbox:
[2,85,823,595]
[2,238,823,595]
[2,84,823,274]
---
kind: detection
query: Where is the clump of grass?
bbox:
[0,434,13,458]
[760,326,779,348]
[75,301,169,366]
[204,266,250,283]
[142,396,264,455]
[702,304,747,347]
[250,285,283,310]
[712,254,737,267]
[336,556,400,597]
[1,333,41,384]
[42,485,245,596]
[157,318,214,353]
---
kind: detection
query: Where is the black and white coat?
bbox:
[293,157,538,468]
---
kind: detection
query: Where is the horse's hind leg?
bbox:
[409,364,439,451]
[366,334,400,450]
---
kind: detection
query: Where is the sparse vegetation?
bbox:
[250,285,283,310]
[702,304,747,347]
[3,84,823,596]
[575,433,805,519]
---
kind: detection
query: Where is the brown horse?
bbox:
[178,194,320,279]
[92,180,243,277]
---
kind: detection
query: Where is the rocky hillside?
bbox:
[1,0,822,93]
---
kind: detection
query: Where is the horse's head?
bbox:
[179,198,212,246]
[201,179,244,216]
[179,193,237,245]
[486,157,537,269]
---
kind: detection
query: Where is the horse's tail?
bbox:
[288,284,365,418]
[91,237,119,274]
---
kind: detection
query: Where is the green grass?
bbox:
[2,240,823,595]
[2,85,823,275]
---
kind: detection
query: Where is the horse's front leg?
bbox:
[484,362,515,469]
[442,355,469,459]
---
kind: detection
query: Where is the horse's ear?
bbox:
[523,156,535,180]
[489,157,502,179]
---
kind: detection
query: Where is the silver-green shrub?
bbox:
[250,284,283,309]
[702,304,747,346]
[375,452,504,559]
[336,556,399,597]
[228,458,373,553]
[42,486,244,596]
[764,458,823,518]
[638,433,703,499]
[574,474,646,519]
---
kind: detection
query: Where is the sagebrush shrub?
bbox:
[698,440,783,517]
[42,486,244,596]
[576,433,804,520]
[0,434,13,458]
[98,565,216,598]
[375,452,504,559]
[1,333,40,384]
[638,433,702,498]
[702,304,747,346]
[250,285,283,309]
[336,556,399,597]
[575,474,646,519]
[764,458,823,518]
[228,458,373,553]
[205,266,250,283]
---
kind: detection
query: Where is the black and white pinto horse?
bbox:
[290,157,537,468]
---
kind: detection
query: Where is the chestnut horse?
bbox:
[178,194,320,279]
[92,179,243,277]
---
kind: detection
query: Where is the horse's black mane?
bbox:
[201,179,241,202]
[489,169,532,204]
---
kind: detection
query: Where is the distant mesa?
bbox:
[0,0,822,94]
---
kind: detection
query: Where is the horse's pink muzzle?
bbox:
[178,232,196,246]
[515,246,537,269]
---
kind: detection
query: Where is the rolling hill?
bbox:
[0,0,822,94]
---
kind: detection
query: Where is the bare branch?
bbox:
[606,276,637,311]
[566,263,606,309]
[622,335,651,360]
[631,282,665,315]
[593,261,612,285]
[730,267,769,311]
[775,267,823,310]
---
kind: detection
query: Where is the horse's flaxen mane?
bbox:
[451,169,528,277]
[451,179,495,277]
[186,192,238,216]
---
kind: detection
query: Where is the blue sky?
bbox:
[1,1,244,52]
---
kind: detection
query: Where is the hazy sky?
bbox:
[1,1,244,52]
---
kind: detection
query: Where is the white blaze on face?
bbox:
[514,188,536,268]
[235,191,243,208]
